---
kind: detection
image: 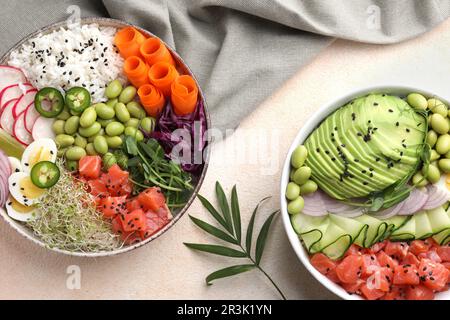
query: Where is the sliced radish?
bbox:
[0,83,33,111]
[12,88,37,118]
[32,116,55,141]
[13,111,33,145]
[0,99,18,134]
[24,103,40,134]
[0,66,27,94]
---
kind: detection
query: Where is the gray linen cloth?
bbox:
[1,0,450,131]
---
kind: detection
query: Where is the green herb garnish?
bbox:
[184,182,286,300]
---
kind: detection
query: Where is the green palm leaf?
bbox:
[189,215,238,245]
[206,264,256,285]
[184,243,247,258]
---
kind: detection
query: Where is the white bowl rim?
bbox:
[280,84,450,300]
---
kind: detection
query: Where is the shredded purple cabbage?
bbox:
[150,99,207,175]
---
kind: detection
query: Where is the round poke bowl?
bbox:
[281,85,450,300]
[0,18,210,257]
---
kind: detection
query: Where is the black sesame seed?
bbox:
[388,109,393,113]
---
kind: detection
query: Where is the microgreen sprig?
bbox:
[184,182,286,300]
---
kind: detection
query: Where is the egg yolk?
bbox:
[19,176,45,199]
[29,147,51,168]
[10,197,35,214]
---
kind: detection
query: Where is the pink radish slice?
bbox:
[0,99,18,134]
[32,117,55,140]
[12,89,37,118]
[0,83,33,111]
[13,111,33,145]
[0,66,27,94]
[24,103,40,134]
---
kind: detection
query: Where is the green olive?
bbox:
[300,180,318,195]
[93,135,108,155]
[119,86,137,104]
[65,146,87,161]
[114,102,131,123]
[64,116,80,135]
[105,136,123,149]
[291,145,308,169]
[430,114,449,135]
[438,158,450,173]
[287,197,304,215]
[428,98,448,117]
[105,122,125,136]
[55,134,75,148]
[105,80,123,99]
[94,103,115,120]
[78,122,101,137]
[435,134,450,155]
[407,93,428,110]
[426,130,438,148]
[422,164,440,184]
[126,101,146,119]
[52,120,66,135]
[79,107,97,128]
[285,182,300,200]
[293,166,311,185]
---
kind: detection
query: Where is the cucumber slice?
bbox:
[432,207,450,245]
[291,214,329,253]
[329,214,366,241]
[379,215,409,241]
[391,216,416,241]
[427,206,450,234]
[318,222,352,260]
[354,215,388,247]
[415,211,433,239]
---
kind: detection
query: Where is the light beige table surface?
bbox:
[1,19,450,300]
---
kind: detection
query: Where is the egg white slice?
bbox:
[8,157,22,173]
[21,138,57,173]
[8,172,45,206]
[5,196,37,222]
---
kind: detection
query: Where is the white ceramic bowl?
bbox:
[280,85,450,300]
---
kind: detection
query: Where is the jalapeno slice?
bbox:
[30,161,60,189]
[34,87,65,118]
[65,87,91,113]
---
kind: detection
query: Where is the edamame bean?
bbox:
[66,160,78,171]
[436,134,450,155]
[407,93,428,110]
[287,196,304,215]
[98,118,114,127]
[57,106,71,120]
[55,134,75,148]
[105,136,123,149]
[103,152,117,170]
[300,180,318,195]
[430,114,449,135]
[124,126,144,141]
[88,128,105,143]
[80,107,97,128]
[125,118,140,128]
[52,120,66,135]
[126,101,146,119]
[65,146,87,161]
[105,80,123,99]
[106,98,118,108]
[141,117,155,133]
[293,166,311,185]
[428,98,448,117]
[438,158,450,173]
[119,86,137,104]
[445,150,450,159]
[78,122,101,137]
[422,164,440,184]
[285,182,300,200]
[105,122,125,136]
[94,103,115,120]
[64,116,80,135]
[291,145,308,169]
[114,102,130,123]
[93,135,108,155]
[412,172,428,187]
[430,149,440,161]
[86,143,98,156]
[74,134,87,148]
[426,130,438,148]
[57,148,67,157]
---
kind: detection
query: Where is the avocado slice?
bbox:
[304,93,426,200]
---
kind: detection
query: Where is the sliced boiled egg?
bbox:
[8,157,22,173]
[21,138,57,173]
[8,172,45,206]
[5,196,37,222]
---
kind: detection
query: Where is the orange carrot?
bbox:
[171,75,199,115]
[137,84,166,117]
[123,56,149,88]
[114,27,146,59]
[140,37,175,67]
[148,62,179,97]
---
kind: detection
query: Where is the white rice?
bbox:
[8,23,125,103]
